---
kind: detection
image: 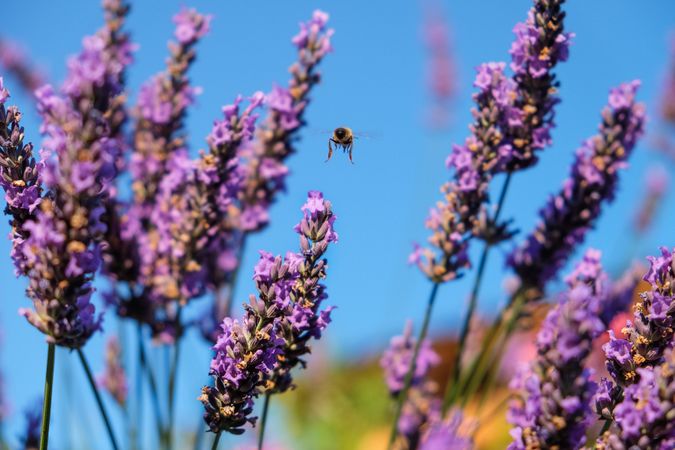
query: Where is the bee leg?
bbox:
[325,140,334,162]
[348,142,354,164]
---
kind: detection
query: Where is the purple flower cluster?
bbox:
[593,247,674,448]
[104,6,210,333]
[508,249,606,449]
[0,0,132,348]
[419,411,474,450]
[129,7,210,209]
[380,321,441,448]
[19,398,42,450]
[238,11,333,232]
[603,247,674,386]
[97,336,128,407]
[143,94,263,309]
[414,0,571,283]
[596,349,675,449]
[508,81,645,294]
[0,79,42,275]
[200,191,337,435]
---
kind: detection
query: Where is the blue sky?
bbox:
[1,0,674,448]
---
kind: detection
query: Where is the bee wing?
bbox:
[306,126,335,136]
[352,130,381,140]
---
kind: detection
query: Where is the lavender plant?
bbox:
[507,249,606,449]
[381,321,441,449]
[200,191,337,445]
[394,0,572,441]
[508,81,645,294]
[201,11,334,340]
[596,349,675,449]
[595,247,675,443]
[97,336,128,408]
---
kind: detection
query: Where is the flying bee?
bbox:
[327,127,355,163]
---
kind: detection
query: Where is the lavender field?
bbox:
[0,0,674,449]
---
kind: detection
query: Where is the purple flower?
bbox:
[129,6,209,209]
[415,0,571,283]
[596,350,675,449]
[0,83,43,275]
[508,249,605,449]
[508,81,645,293]
[603,248,674,386]
[381,321,440,395]
[239,11,333,232]
[419,411,474,450]
[19,398,42,450]
[2,1,132,348]
[381,320,442,447]
[173,7,211,45]
[201,191,338,435]
[269,191,338,393]
[97,336,128,407]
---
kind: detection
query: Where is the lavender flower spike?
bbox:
[419,411,474,450]
[239,11,333,232]
[19,399,42,450]
[0,79,42,276]
[508,249,606,449]
[414,0,571,282]
[10,0,132,347]
[508,81,645,293]
[381,321,441,448]
[596,349,675,449]
[269,190,338,393]
[130,6,210,209]
[200,191,338,435]
[603,247,675,386]
[97,336,128,407]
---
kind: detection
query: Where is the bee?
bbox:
[327,127,355,163]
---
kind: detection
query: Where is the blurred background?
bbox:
[0,0,674,448]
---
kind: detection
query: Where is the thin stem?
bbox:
[139,330,165,444]
[39,343,56,450]
[77,348,120,450]
[167,305,184,450]
[257,393,272,450]
[211,431,222,450]
[442,173,513,412]
[459,291,526,408]
[593,419,613,448]
[387,283,440,450]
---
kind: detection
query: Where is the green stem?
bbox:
[387,283,440,450]
[167,305,184,450]
[211,431,222,450]
[442,173,513,411]
[139,330,164,445]
[593,419,613,448]
[459,291,526,408]
[257,393,272,450]
[77,349,120,450]
[39,343,56,450]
